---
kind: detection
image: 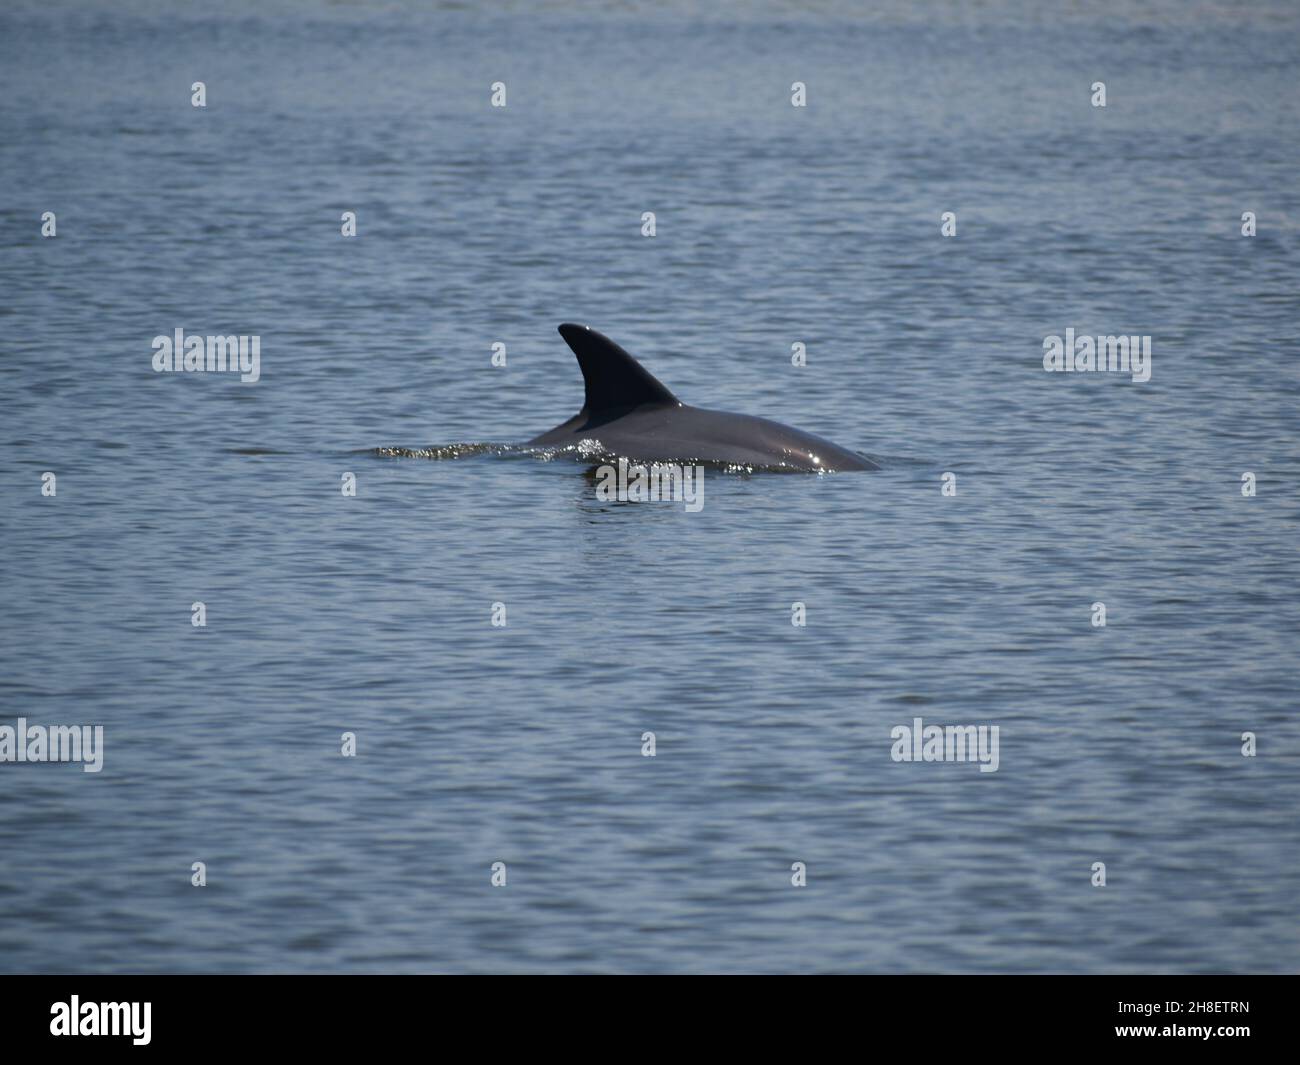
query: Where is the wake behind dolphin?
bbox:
[377,324,878,472]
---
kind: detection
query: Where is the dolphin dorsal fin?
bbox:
[558,323,679,412]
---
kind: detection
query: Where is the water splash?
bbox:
[364,439,884,473]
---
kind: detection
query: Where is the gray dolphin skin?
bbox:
[528,324,879,471]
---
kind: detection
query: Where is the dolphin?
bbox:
[528,324,878,471]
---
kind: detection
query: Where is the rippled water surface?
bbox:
[1,0,1298,973]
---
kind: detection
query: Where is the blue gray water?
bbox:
[2,0,1298,973]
